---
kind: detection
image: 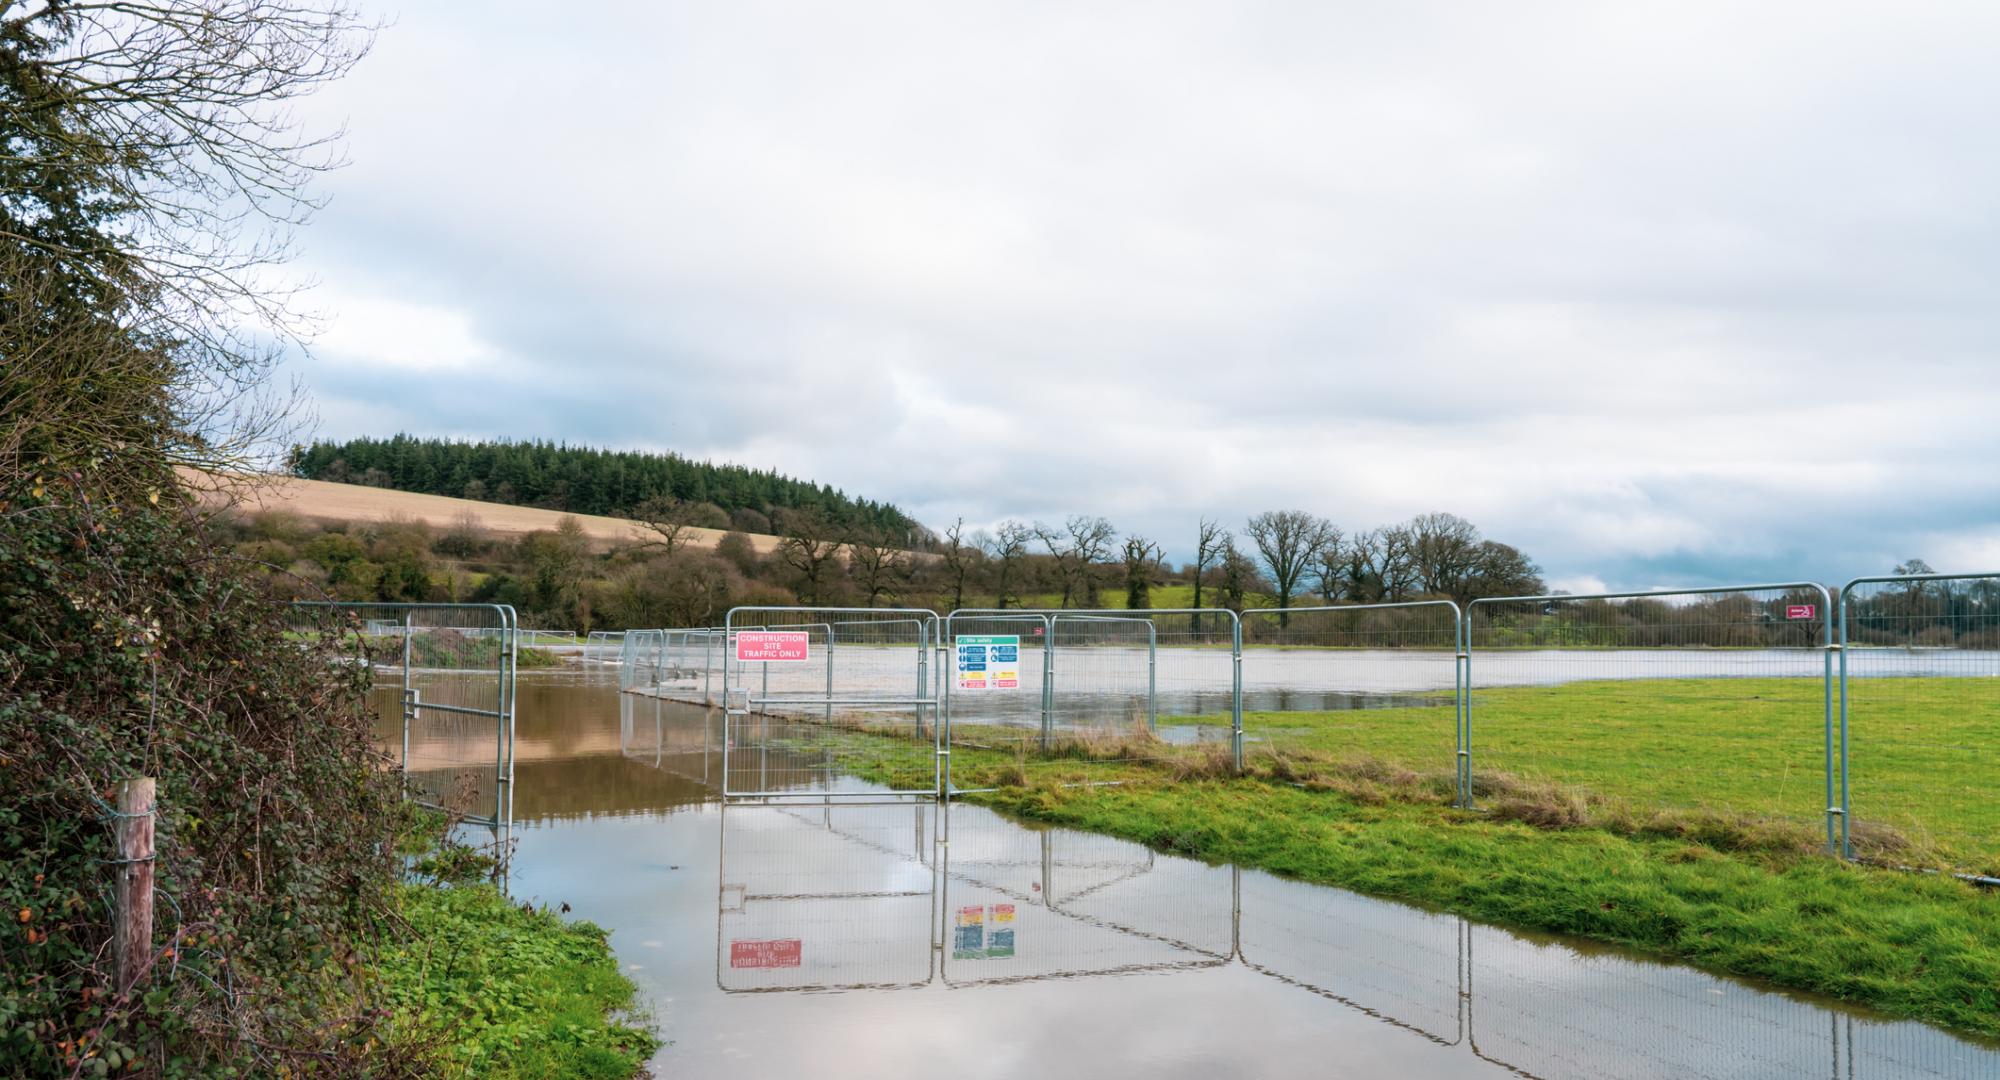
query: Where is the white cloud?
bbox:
[280,0,2000,586]
[310,292,497,373]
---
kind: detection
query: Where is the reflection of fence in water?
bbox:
[1465,924,2000,1080]
[939,815,1233,986]
[1236,867,1464,1046]
[617,693,725,787]
[717,804,936,992]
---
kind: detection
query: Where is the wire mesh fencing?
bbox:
[1839,573,2000,874]
[941,608,1240,791]
[1467,584,1838,850]
[722,607,940,799]
[1240,602,1465,803]
[582,629,626,669]
[287,601,516,826]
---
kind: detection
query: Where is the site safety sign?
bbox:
[956,634,1021,691]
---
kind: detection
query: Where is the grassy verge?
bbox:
[375,818,657,1077]
[808,708,2000,1038]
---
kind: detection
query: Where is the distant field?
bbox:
[183,470,784,554]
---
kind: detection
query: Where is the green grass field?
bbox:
[817,708,2000,1038]
[808,679,2000,1038]
[1227,677,1997,871]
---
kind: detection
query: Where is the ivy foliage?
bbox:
[0,478,417,1077]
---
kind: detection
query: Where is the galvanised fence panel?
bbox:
[583,629,625,670]
[942,608,1241,791]
[722,607,940,799]
[1467,584,1838,851]
[1240,602,1465,803]
[1839,572,2000,873]
[716,803,937,992]
[1237,867,1465,1046]
[288,601,517,827]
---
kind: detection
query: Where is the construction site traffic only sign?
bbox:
[735,630,812,662]
[956,634,1021,691]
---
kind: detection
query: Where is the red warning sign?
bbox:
[729,939,802,968]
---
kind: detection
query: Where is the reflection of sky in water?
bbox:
[469,674,1999,1079]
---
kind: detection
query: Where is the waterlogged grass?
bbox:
[381,883,658,1078]
[968,777,2000,1039]
[1233,677,1998,869]
[805,676,2000,1038]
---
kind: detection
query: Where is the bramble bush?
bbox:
[0,475,421,1077]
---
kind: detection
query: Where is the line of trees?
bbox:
[288,434,919,535]
[222,503,1547,634]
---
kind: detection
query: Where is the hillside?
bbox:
[187,471,785,554]
[289,434,919,536]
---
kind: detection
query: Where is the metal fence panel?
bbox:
[1467,584,1837,851]
[722,607,940,799]
[1839,573,2000,873]
[288,601,517,827]
[1240,602,1466,804]
[942,608,1242,792]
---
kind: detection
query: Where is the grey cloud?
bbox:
[278,0,2000,588]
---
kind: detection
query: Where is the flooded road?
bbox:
[412,671,2000,1078]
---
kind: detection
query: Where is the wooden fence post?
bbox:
[113,777,155,995]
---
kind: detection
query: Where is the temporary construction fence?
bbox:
[721,607,941,800]
[1839,572,2000,870]
[287,601,517,827]
[941,608,1242,792]
[622,627,734,705]
[582,629,626,667]
[615,572,1997,873]
[1466,583,1838,850]
[1240,601,1467,805]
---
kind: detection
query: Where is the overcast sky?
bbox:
[282,1,2000,592]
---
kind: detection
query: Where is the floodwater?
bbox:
[416,671,2000,1078]
[600,643,1997,726]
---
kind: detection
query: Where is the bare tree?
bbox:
[632,495,699,560]
[1246,510,1335,625]
[1217,541,1259,614]
[1190,517,1227,633]
[938,517,978,613]
[1405,512,1482,597]
[1036,516,1116,608]
[2,2,377,486]
[1311,526,1349,602]
[1121,535,1164,610]
[847,527,907,608]
[1462,540,1544,602]
[776,508,843,605]
[985,521,1032,608]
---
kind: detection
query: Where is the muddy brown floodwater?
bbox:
[387,670,2000,1079]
